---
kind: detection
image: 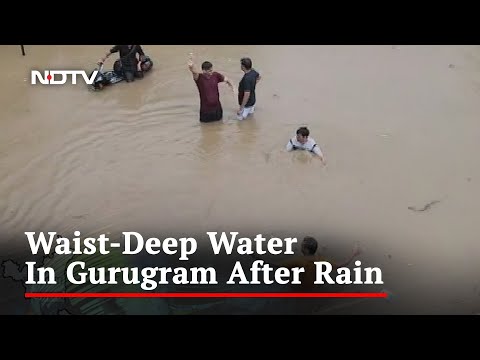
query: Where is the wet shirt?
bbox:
[238,69,260,107]
[286,137,324,157]
[195,72,225,113]
[109,45,145,70]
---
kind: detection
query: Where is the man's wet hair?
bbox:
[296,127,310,137]
[302,236,318,255]
[241,57,253,70]
[202,61,213,70]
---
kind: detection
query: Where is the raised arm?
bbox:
[188,58,200,81]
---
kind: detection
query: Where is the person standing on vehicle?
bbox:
[99,45,146,83]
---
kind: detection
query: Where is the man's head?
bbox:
[241,57,252,72]
[301,236,318,256]
[201,61,214,76]
[296,127,310,144]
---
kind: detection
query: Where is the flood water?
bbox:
[1,45,480,314]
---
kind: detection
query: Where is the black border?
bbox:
[2,315,475,344]
[2,8,478,344]
[3,6,479,44]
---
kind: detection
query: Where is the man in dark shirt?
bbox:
[188,56,235,123]
[237,57,261,120]
[99,45,146,82]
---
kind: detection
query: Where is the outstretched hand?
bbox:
[188,52,194,68]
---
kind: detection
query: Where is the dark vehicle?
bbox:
[90,56,153,90]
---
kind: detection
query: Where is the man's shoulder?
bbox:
[197,73,210,81]
[198,72,223,82]
[246,70,259,79]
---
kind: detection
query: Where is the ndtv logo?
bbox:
[31,70,99,85]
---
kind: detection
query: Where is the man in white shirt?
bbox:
[286,127,326,164]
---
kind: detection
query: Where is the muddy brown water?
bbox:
[1,45,480,314]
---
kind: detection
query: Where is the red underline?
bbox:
[25,292,387,299]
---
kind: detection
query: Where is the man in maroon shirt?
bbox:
[188,57,234,122]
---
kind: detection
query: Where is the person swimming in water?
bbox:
[286,127,326,165]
